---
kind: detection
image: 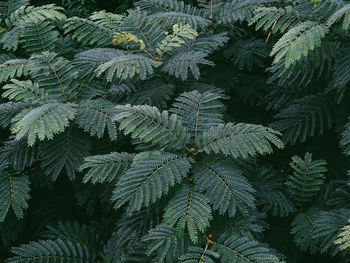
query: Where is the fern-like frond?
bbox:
[64,17,113,47]
[271,21,328,68]
[0,26,20,51]
[268,41,333,87]
[170,90,225,141]
[112,152,191,213]
[76,99,119,141]
[19,20,59,54]
[111,209,160,250]
[89,10,123,30]
[75,80,107,101]
[6,238,96,263]
[42,220,101,252]
[0,101,32,128]
[1,4,63,52]
[5,4,66,25]
[193,158,256,217]
[328,48,350,102]
[79,152,134,184]
[54,35,76,57]
[142,224,187,262]
[311,0,345,20]
[29,52,79,102]
[155,23,198,57]
[96,54,161,82]
[117,9,165,52]
[114,104,191,151]
[327,3,350,30]
[0,137,38,172]
[313,209,350,254]
[11,103,76,146]
[197,123,283,159]
[224,39,268,71]
[209,0,266,24]
[340,118,350,156]
[0,53,16,63]
[180,246,219,263]
[213,234,282,263]
[0,59,28,83]
[125,81,174,108]
[163,51,214,80]
[334,219,350,251]
[135,0,208,29]
[39,127,91,180]
[250,6,302,34]
[269,95,333,144]
[0,0,29,20]
[104,82,136,102]
[187,32,229,55]
[0,169,30,222]
[291,209,322,253]
[73,48,126,82]
[2,79,49,103]
[286,152,327,204]
[163,184,212,243]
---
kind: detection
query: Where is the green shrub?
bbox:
[1,0,350,262]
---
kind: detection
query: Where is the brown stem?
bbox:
[266,18,280,43]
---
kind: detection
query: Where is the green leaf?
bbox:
[95,54,161,81]
[0,0,29,21]
[193,158,256,217]
[0,137,39,171]
[19,20,59,54]
[39,127,91,180]
[114,104,191,151]
[313,209,350,255]
[0,101,32,128]
[340,117,350,156]
[286,152,327,204]
[112,152,191,213]
[12,103,76,146]
[2,79,49,103]
[6,4,66,25]
[271,21,328,68]
[156,23,198,56]
[327,4,350,30]
[29,52,79,102]
[0,59,28,83]
[180,246,219,263]
[6,239,96,263]
[213,234,282,263]
[142,224,188,262]
[163,184,212,243]
[197,123,283,159]
[42,220,102,252]
[79,152,134,184]
[135,0,208,30]
[170,90,225,142]
[0,169,30,222]
[64,17,113,47]
[76,99,119,141]
[163,51,214,80]
[269,95,333,145]
[291,209,321,254]
[335,219,350,251]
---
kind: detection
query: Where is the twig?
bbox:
[266,18,280,43]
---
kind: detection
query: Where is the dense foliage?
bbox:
[1,0,350,262]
